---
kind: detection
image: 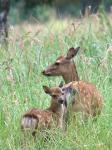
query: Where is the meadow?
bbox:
[0,11,112,150]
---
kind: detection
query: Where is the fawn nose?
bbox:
[58,98,64,104]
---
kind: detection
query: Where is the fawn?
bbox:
[21,83,72,136]
[42,47,103,118]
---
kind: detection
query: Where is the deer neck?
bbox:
[47,100,67,129]
[62,61,79,83]
[47,101,65,115]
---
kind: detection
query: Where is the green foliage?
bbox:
[0,12,112,149]
[8,0,112,23]
[9,1,80,23]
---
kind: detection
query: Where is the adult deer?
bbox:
[21,83,72,136]
[42,47,103,118]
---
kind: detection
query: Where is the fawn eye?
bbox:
[52,95,57,99]
[62,88,65,92]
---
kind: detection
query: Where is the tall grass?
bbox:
[0,12,112,150]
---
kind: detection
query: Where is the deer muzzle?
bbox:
[42,70,52,76]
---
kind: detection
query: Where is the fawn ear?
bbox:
[43,86,51,95]
[59,81,64,88]
[66,47,80,59]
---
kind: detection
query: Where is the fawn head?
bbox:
[43,82,72,106]
[42,47,80,77]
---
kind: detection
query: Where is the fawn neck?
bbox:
[47,100,65,115]
[62,61,79,83]
[47,100,67,129]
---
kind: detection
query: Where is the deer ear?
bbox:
[43,86,51,95]
[66,47,80,59]
[62,82,73,93]
[59,81,64,88]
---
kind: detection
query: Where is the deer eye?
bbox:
[55,62,60,66]
[52,94,57,99]
[62,88,65,92]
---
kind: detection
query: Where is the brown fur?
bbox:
[62,81,103,117]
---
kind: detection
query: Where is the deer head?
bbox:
[43,86,66,105]
[42,47,80,83]
[43,81,74,108]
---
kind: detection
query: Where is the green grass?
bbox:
[0,12,112,150]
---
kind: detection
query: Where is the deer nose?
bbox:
[42,70,51,76]
[42,70,45,75]
[58,98,64,104]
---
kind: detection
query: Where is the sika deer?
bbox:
[42,47,103,118]
[21,83,72,136]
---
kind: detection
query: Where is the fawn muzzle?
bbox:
[58,96,66,104]
[58,99,64,104]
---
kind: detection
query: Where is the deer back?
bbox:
[70,81,103,116]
